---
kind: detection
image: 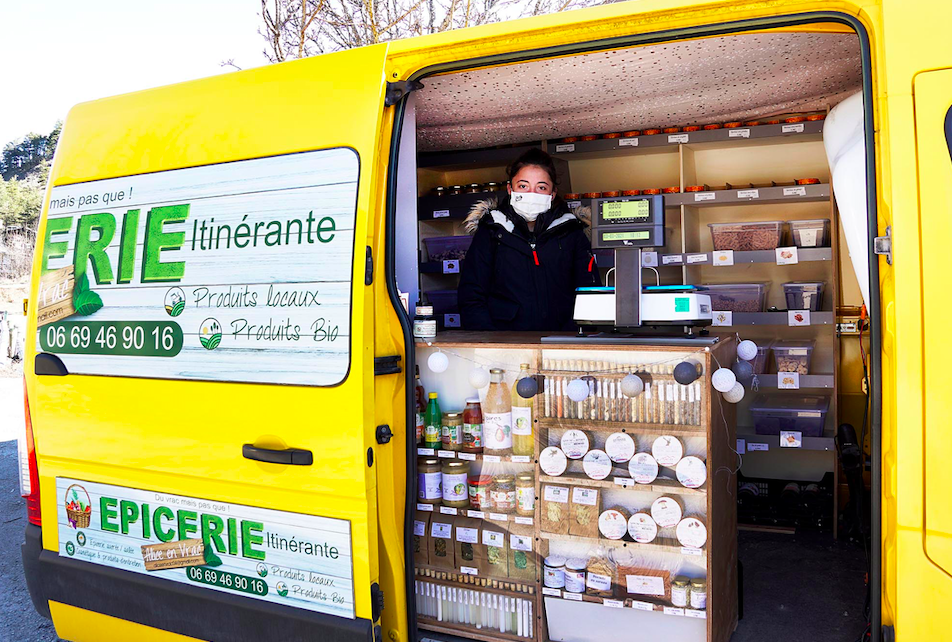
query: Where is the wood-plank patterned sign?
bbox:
[141,538,206,571]
[36,265,75,326]
[35,149,359,386]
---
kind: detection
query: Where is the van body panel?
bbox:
[25,42,391,633]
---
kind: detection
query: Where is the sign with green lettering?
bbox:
[37,149,358,385]
[57,477,354,618]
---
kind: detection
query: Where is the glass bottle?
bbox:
[415,365,426,446]
[511,363,534,457]
[483,368,512,456]
[423,392,442,450]
[462,398,483,454]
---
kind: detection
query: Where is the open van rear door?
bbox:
[24,44,389,642]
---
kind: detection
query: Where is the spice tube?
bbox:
[564,559,587,593]
[628,452,659,484]
[582,449,612,480]
[540,446,568,476]
[598,507,631,540]
[676,517,708,549]
[543,556,566,588]
[627,512,658,543]
[652,435,684,467]
[676,456,707,489]
[561,429,590,459]
[650,496,684,528]
[605,432,636,463]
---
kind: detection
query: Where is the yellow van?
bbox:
[17,0,948,640]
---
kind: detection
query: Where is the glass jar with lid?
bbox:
[418,457,442,504]
[671,576,690,607]
[543,555,566,588]
[490,475,516,513]
[441,460,471,508]
[462,398,483,454]
[690,579,707,609]
[515,472,535,516]
[469,475,492,511]
[413,305,436,339]
[466,183,482,194]
[441,412,463,451]
[448,185,464,196]
[564,558,587,593]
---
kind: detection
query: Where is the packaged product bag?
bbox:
[413,511,431,566]
[479,522,510,578]
[507,521,536,582]
[540,484,571,535]
[568,486,601,538]
[454,514,482,574]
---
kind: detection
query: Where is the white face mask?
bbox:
[510,191,552,221]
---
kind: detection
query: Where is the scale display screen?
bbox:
[602,199,650,221]
[603,231,650,241]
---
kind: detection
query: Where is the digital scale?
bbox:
[574,195,712,329]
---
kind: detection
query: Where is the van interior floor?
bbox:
[415,529,868,642]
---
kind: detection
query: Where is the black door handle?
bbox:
[242,444,313,466]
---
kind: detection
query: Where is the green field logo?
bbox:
[199,318,222,350]
[165,287,186,317]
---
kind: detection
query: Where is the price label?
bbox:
[776,246,799,265]
[564,593,583,601]
[414,520,426,536]
[737,189,760,199]
[458,452,476,461]
[439,506,458,515]
[662,254,683,265]
[467,510,485,519]
[444,313,460,328]
[416,503,434,512]
[488,512,509,522]
[619,138,639,147]
[438,450,455,458]
[782,123,805,133]
[681,547,703,556]
[712,250,734,266]
[729,128,751,138]
[514,516,533,525]
[712,311,733,327]
[668,133,690,144]
[442,260,459,274]
[555,143,576,153]
[747,442,769,451]
[778,371,801,389]
[664,607,686,617]
[483,455,501,463]
[417,448,435,456]
[781,430,803,448]
[787,310,811,326]
[511,455,531,463]
[614,477,635,488]
[736,439,746,454]
[631,601,654,612]
[542,587,562,597]
[686,253,708,264]
[603,599,624,609]
[460,566,478,576]
[685,609,707,619]
[694,192,716,202]
[783,186,807,197]
[567,200,582,209]
[433,209,450,219]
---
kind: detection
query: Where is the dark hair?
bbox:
[506,148,559,187]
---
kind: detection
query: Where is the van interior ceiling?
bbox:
[395,27,871,642]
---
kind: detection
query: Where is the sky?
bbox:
[0,1,271,146]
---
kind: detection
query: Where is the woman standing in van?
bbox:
[458,148,599,331]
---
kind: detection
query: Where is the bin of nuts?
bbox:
[708,221,785,251]
[772,339,816,374]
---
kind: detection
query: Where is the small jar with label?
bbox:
[543,556,566,589]
[441,460,471,508]
[413,305,436,339]
[441,412,463,451]
[462,398,483,454]
[690,579,707,610]
[671,576,690,608]
[469,475,493,511]
[418,457,442,504]
[515,472,535,516]
[564,559,587,593]
[491,475,516,513]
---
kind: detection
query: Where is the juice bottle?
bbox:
[415,365,426,446]
[512,363,534,457]
[424,392,442,450]
[483,368,512,456]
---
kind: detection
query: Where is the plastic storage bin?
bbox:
[750,394,831,437]
[789,219,832,248]
[702,283,769,313]
[750,340,774,375]
[772,339,816,374]
[423,235,473,261]
[708,221,784,251]
[782,281,825,311]
[425,290,459,316]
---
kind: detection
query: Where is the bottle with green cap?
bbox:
[424,392,442,449]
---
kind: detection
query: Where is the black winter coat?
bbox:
[457,195,599,331]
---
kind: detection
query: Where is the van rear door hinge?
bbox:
[384,80,423,106]
[874,225,892,265]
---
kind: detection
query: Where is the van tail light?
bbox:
[19,378,41,526]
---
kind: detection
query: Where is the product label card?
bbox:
[431,522,452,539]
[736,439,746,454]
[619,138,639,147]
[693,192,716,202]
[641,251,659,268]
[712,311,733,327]
[460,566,478,576]
[510,534,532,552]
[798,228,819,247]
[416,503,434,512]
[686,253,708,264]
[788,310,811,326]
[433,210,450,218]
[555,144,575,153]
[776,246,799,265]
[482,530,505,547]
[781,430,803,448]
[414,521,426,536]
[441,260,459,274]
[627,575,665,596]
[668,134,690,144]
[544,486,569,503]
[782,123,805,134]
[572,487,598,506]
[778,371,801,389]
[712,250,734,266]
[439,506,458,515]
[729,128,751,138]
[55,478,354,618]
[737,189,760,199]
[456,527,479,544]
[662,254,683,265]
[38,149,358,386]
[564,592,583,601]
[747,442,769,451]
[783,185,807,196]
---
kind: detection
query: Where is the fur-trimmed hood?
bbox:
[462,196,591,236]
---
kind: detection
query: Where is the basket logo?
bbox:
[65,484,92,530]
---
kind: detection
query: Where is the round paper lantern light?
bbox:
[620,373,645,397]
[516,376,539,399]
[567,378,590,402]
[723,381,745,403]
[731,359,754,384]
[428,351,449,374]
[737,339,758,362]
[469,366,490,389]
[711,368,737,393]
[674,361,700,385]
